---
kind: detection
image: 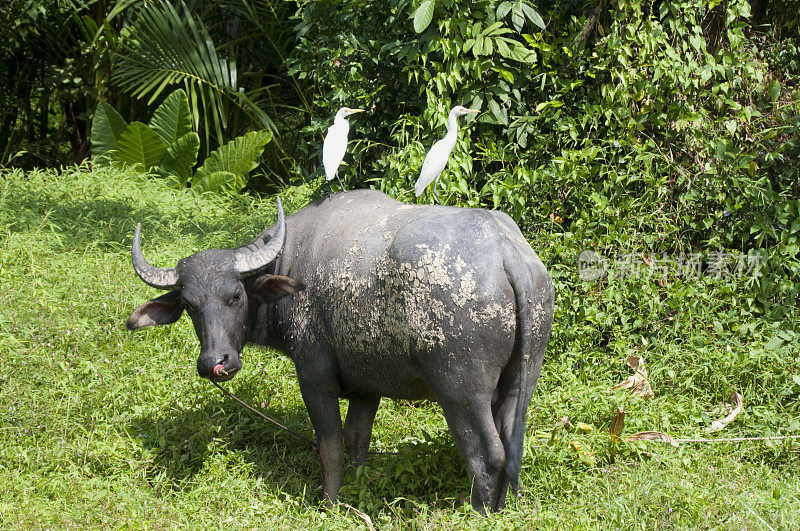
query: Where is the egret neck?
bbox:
[441,108,463,154]
[333,108,351,133]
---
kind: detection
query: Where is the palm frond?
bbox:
[113,0,276,146]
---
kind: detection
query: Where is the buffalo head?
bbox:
[126,198,303,381]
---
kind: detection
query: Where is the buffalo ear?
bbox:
[127,291,184,330]
[253,274,305,303]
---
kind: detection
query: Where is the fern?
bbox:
[113,0,276,147]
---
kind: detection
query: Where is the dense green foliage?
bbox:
[289,0,800,327]
[292,0,799,244]
[2,0,299,169]
[1,167,799,527]
[92,89,273,193]
[113,0,281,145]
[1,0,99,166]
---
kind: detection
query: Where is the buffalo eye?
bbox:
[227,291,242,307]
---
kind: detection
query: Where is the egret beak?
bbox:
[466,109,480,113]
[347,108,365,115]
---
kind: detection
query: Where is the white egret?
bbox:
[323,107,364,192]
[414,105,479,204]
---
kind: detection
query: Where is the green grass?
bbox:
[1,166,798,529]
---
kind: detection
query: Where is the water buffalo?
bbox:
[127,190,553,513]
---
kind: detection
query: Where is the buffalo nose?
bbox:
[197,355,226,378]
[197,352,240,380]
[213,354,230,376]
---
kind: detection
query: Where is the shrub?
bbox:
[91,89,272,194]
[288,0,800,317]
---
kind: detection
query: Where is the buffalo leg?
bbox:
[491,384,521,510]
[490,354,524,511]
[344,395,380,468]
[297,383,344,506]
[438,393,506,514]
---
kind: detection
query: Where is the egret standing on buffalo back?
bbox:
[323,107,364,192]
[414,105,479,204]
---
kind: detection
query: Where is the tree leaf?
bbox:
[518,45,536,63]
[609,407,625,437]
[609,355,654,399]
[473,36,484,57]
[511,2,524,32]
[487,98,508,125]
[193,130,271,193]
[192,170,240,194]
[111,122,168,170]
[484,36,493,56]
[463,38,475,54]
[496,38,512,59]
[479,21,505,37]
[496,1,514,19]
[767,81,781,103]
[706,392,743,433]
[91,102,128,158]
[159,132,199,186]
[413,0,435,34]
[150,89,192,145]
[520,2,546,30]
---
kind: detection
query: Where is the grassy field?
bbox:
[1,167,798,529]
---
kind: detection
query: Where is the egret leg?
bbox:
[336,174,346,192]
[433,185,441,205]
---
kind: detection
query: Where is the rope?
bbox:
[674,434,800,443]
[210,380,398,455]
[213,378,800,450]
[211,380,317,448]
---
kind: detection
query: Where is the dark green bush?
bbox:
[288,0,799,311]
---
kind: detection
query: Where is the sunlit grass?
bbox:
[1,167,798,528]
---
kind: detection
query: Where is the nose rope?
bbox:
[209,380,398,456]
[210,380,317,447]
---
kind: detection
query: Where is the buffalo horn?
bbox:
[131,223,180,290]
[233,197,287,276]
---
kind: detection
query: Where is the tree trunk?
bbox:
[65,100,91,165]
[577,4,604,47]
[749,0,765,27]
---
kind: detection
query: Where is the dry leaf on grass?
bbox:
[626,431,680,447]
[341,503,375,531]
[706,392,743,433]
[609,355,654,399]
[609,407,625,440]
[569,440,596,466]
